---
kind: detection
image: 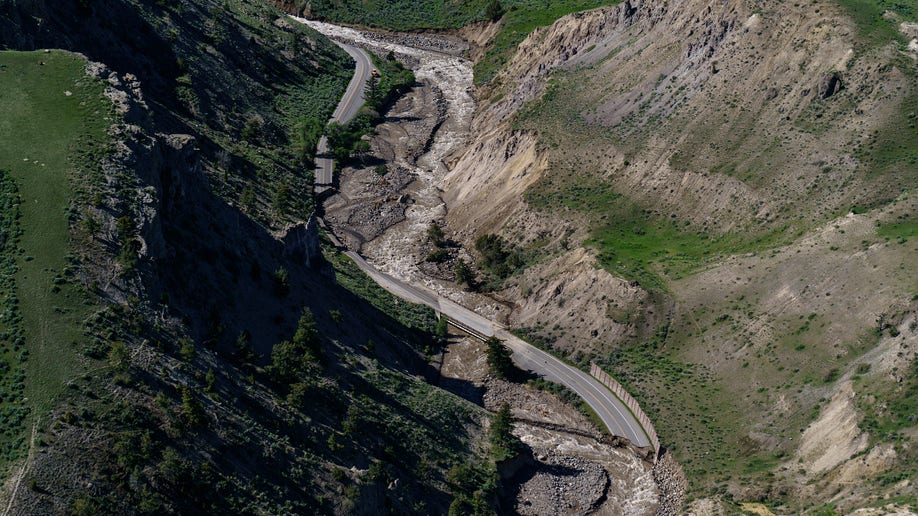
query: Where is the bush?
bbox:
[485,0,505,21]
[475,233,523,281]
[426,248,449,263]
[272,267,289,297]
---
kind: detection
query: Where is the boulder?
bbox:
[817,71,844,99]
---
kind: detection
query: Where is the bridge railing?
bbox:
[589,362,661,461]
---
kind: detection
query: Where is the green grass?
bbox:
[321,237,438,335]
[878,217,918,241]
[527,177,791,291]
[307,0,618,84]
[0,50,108,465]
[306,0,492,30]
[0,171,27,467]
[835,0,917,44]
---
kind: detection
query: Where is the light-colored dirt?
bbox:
[505,248,657,358]
[795,381,869,476]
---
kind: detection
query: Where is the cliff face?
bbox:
[0,2,492,514]
[441,0,917,510]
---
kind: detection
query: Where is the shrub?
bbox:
[426,248,449,263]
[475,233,522,280]
[485,0,505,21]
[272,267,289,297]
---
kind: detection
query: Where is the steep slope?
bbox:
[434,0,917,512]
[0,1,504,513]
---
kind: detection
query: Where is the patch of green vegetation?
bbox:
[835,0,917,45]
[527,177,791,291]
[853,74,918,186]
[306,0,492,30]
[855,356,918,507]
[860,357,918,438]
[474,233,524,288]
[878,217,918,241]
[366,52,416,112]
[0,171,27,467]
[0,50,109,469]
[326,54,416,165]
[322,239,437,335]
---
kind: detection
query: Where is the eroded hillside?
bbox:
[297,0,918,512]
[437,0,917,512]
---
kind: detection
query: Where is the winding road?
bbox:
[314,40,374,195]
[305,25,654,451]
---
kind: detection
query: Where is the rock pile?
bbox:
[364,31,469,57]
[515,453,610,516]
[652,450,688,516]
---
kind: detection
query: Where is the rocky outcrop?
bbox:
[817,70,844,99]
[281,217,322,267]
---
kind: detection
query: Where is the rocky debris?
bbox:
[86,61,149,125]
[363,30,469,57]
[483,378,605,434]
[514,453,611,515]
[652,451,687,516]
[817,71,844,99]
[323,165,416,249]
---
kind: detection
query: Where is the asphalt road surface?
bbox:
[323,229,652,449]
[310,38,653,450]
[315,42,373,194]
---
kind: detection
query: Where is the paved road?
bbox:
[310,36,653,450]
[320,226,652,448]
[315,42,373,194]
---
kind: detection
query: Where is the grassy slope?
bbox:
[306,0,491,29]
[0,51,107,470]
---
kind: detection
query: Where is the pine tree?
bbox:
[486,336,513,379]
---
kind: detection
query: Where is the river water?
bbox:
[299,19,477,286]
